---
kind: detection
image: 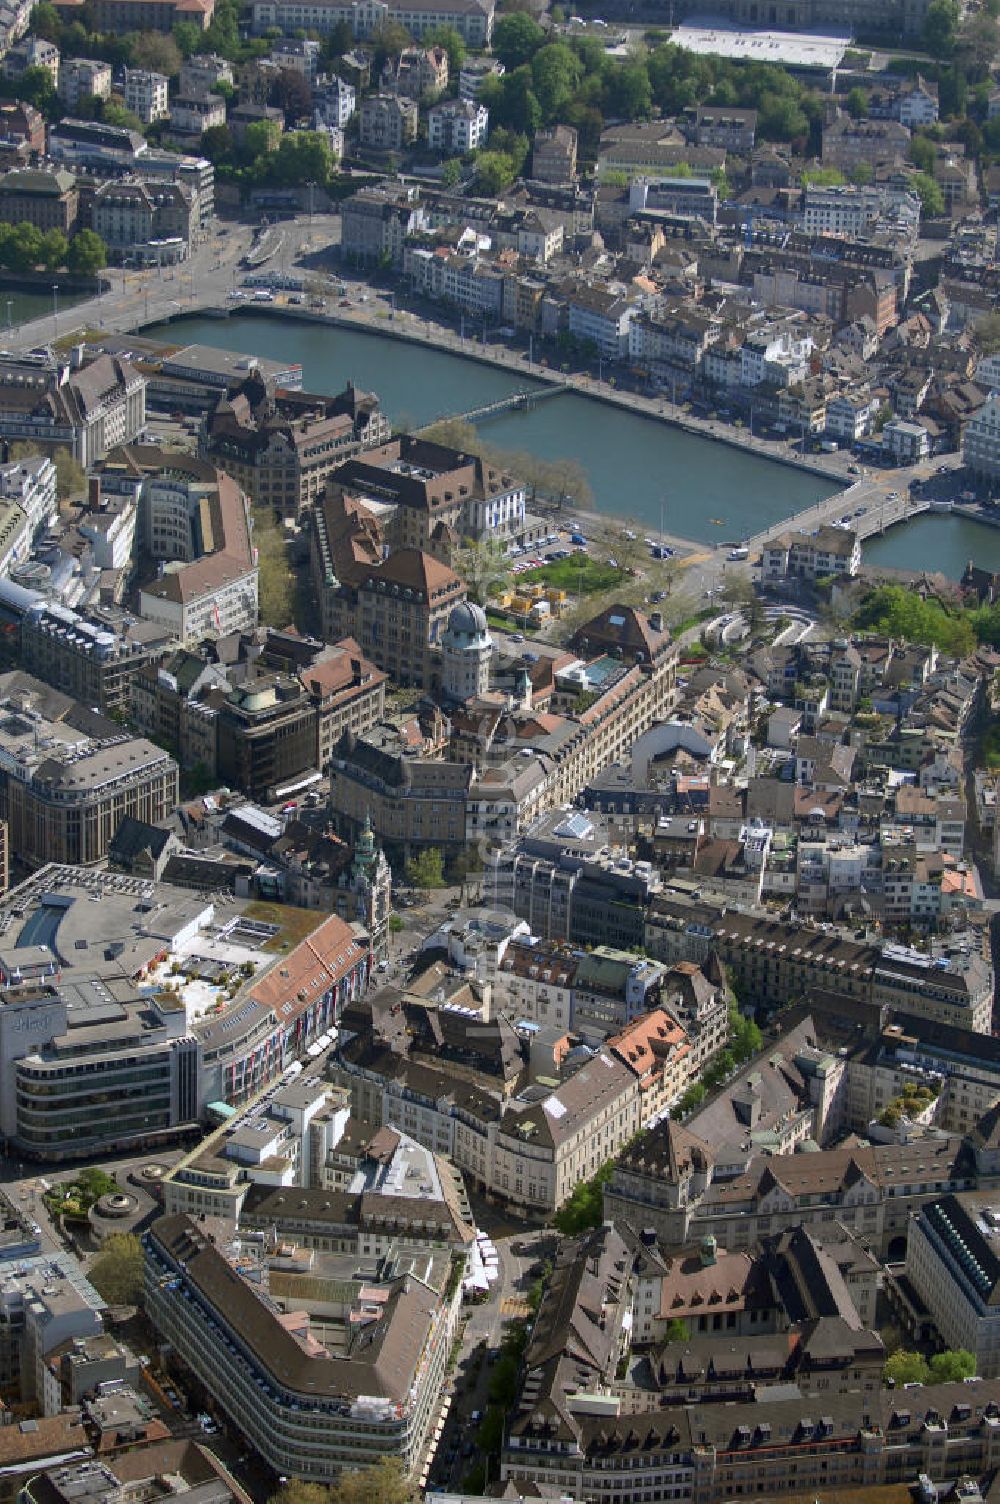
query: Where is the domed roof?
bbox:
[443,600,492,651]
[448,600,488,636]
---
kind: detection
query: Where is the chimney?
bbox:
[70,342,85,371]
[88,475,101,511]
[650,611,664,631]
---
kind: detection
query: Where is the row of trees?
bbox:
[0,223,106,275]
[885,1348,977,1385]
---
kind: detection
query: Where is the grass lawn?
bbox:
[242,900,326,952]
[530,555,627,594]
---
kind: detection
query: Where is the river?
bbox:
[143,312,836,545]
[143,310,1000,572]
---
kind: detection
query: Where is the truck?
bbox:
[820,439,839,453]
[728,546,749,561]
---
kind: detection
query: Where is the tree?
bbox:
[130,29,182,75]
[272,129,335,184]
[488,126,529,176]
[846,85,868,118]
[553,1161,614,1234]
[406,846,445,889]
[498,65,541,136]
[922,0,959,53]
[370,18,412,66]
[270,66,313,123]
[929,1350,976,1383]
[909,134,936,173]
[267,1485,330,1504]
[17,63,57,116]
[425,23,465,72]
[757,91,808,142]
[52,447,86,500]
[605,58,652,119]
[88,1233,144,1305]
[493,11,545,69]
[200,122,234,163]
[172,19,203,56]
[329,1459,409,1504]
[531,41,582,121]
[38,227,68,272]
[453,537,512,604]
[912,171,945,217]
[884,1350,931,1386]
[474,148,516,194]
[29,2,62,39]
[102,98,144,132]
[976,311,1000,355]
[243,117,281,160]
[441,156,463,187]
[663,1318,691,1341]
[0,222,41,271]
[67,229,107,275]
[322,17,355,57]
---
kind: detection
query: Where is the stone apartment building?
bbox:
[327,546,466,691]
[0,350,146,466]
[201,375,388,520]
[58,58,111,111]
[210,640,387,801]
[822,115,911,171]
[123,69,169,124]
[0,167,79,234]
[645,891,993,1034]
[340,184,426,265]
[358,92,418,151]
[531,123,577,183]
[329,724,473,860]
[381,44,448,100]
[324,433,527,551]
[90,179,198,262]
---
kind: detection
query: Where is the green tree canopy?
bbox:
[425,23,465,72]
[553,1161,614,1234]
[474,148,517,194]
[38,227,68,272]
[854,584,975,655]
[923,0,960,55]
[884,1350,930,1386]
[130,29,182,74]
[912,170,945,217]
[929,1350,977,1383]
[846,85,868,118]
[272,129,336,184]
[67,228,107,275]
[530,41,582,120]
[493,10,545,68]
[88,1233,144,1305]
[16,63,58,115]
[406,847,446,889]
[909,133,937,172]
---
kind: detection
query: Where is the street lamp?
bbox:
[4,298,11,331]
[52,283,58,337]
